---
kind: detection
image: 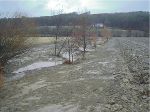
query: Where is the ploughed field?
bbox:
[0,37,149,112]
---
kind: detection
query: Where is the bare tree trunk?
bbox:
[54,35,58,56]
[54,26,59,56]
[57,40,66,56]
[0,64,4,88]
[72,54,73,63]
[83,35,86,59]
[68,39,71,63]
[71,44,73,63]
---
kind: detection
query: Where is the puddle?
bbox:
[13,61,62,74]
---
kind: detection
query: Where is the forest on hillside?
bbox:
[0,11,149,33]
[31,11,149,33]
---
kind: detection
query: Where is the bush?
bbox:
[0,12,36,64]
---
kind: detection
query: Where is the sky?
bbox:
[0,0,149,17]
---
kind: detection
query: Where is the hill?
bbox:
[30,11,149,33]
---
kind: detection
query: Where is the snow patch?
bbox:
[8,56,32,63]
[33,104,78,112]
[62,52,78,62]
[47,76,114,85]
[48,58,52,61]
[25,96,41,101]
[86,70,100,74]
[79,47,94,52]
[98,62,109,66]
[62,52,72,60]
[11,80,47,98]
[22,80,47,94]
[9,72,26,81]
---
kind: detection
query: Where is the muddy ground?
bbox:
[0,37,149,112]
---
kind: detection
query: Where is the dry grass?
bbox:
[25,37,68,45]
[25,37,55,45]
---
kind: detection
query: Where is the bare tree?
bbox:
[76,12,90,59]
[0,12,36,87]
[0,64,4,88]
[86,24,98,49]
[65,38,77,64]
[51,9,63,56]
[100,26,112,43]
[0,12,36,66]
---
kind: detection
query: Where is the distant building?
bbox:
[95,23,104,28]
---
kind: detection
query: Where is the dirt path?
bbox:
[0,38,148,112]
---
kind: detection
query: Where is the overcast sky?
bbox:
[0,0,149,17]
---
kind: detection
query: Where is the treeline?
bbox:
[0,11,149,36]
[30,11,149,33]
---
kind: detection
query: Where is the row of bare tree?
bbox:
[52,12,90,63]
[52,11,111,63]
